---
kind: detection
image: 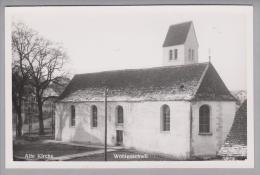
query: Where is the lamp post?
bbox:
[51,102,55,137]
[104,87,108,161]
[28,99,32,136]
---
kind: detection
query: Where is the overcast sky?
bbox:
[6,6,252,91]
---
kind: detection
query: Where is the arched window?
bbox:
[71,105,75,127]
[91,105,98,127]
[116,106,124,124]
[199,105,210,133]
[161,104,170,131]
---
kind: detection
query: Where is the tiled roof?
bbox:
[58,62,235,102]
[226,100,247,145]
[162,21,192,47]
[218,100,247,157]
[192,62,236,101]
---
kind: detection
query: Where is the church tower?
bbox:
[162,21,199,66]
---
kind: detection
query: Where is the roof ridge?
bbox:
[169,21,192,27]
[191,62,210,99]
[75,62,209,76]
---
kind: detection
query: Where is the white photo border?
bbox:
[2,3,255,170]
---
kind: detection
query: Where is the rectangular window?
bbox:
[169,50,173,60]
[174,49,178,60]
[191,49,194,60]
[116,130,123,146]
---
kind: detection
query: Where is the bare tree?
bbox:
[12,22,68,135]
[12,63,28,137]
[12,23,35,137]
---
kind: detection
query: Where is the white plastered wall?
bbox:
[190,101,236,156]
[55,101,192,158]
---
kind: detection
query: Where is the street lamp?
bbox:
[104,87,108,161]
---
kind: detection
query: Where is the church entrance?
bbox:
[116,130,123,146]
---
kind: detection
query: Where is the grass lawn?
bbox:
[69,149,180,161]
[13,141,100,160]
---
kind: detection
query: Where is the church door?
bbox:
[116,130,123,146]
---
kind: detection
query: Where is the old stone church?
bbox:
[55,21,236,158]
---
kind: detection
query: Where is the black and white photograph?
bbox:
[4,5,253,168]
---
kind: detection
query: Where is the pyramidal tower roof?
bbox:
[163,21,192,47]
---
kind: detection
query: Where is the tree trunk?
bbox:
[13,96,23,137]
[37,99,45,135]
[16,105,23,137]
